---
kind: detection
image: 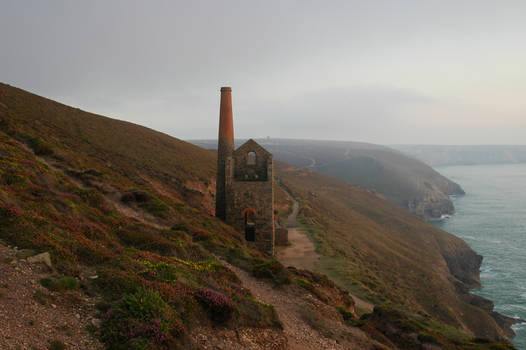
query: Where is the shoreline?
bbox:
[431,168,526,344]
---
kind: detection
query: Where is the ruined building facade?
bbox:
[215,87,275,256]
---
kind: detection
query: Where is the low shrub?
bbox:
[121,190,150,203]
[336,305,354,322]
[191,228,212,242]
[252,259,291,286]
[28,137,53,156]
[100,289,182,349]
[48,340,66,350]
[418,332,439,344]
[194,288,234,323]
[296,277,329,303]
[235,296,283,329]
[144,198,170,218]
[121,191,169,218]
[1,172,26,186]
[41,276,79,291]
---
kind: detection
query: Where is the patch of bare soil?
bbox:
[277,226,320,272]
[190,326,288,350]
[0,242,102,350]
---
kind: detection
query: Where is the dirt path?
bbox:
[276,195,320,271]
[276,190,374,313]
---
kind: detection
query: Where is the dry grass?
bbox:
[276,162,510,342]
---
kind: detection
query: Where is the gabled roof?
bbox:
[234,139,271,156]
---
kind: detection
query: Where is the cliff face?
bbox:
[276,163,516,341]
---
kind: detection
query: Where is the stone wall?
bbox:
[275,228,289,246]
[225,139,275,256]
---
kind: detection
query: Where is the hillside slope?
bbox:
[0,83,517,349]
[276,163,519,341]
[0,83,369,349]
[193,138,465,219]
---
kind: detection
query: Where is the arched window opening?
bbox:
[244,209,256,241]
[247,151,256,165]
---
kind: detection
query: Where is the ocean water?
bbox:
[433,164,526,349]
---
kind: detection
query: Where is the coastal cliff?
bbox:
[0,83,516,349]
[276,163,517,341]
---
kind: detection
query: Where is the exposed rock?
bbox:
[27,252,52,269]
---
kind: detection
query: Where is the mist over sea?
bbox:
[433,164,526,349]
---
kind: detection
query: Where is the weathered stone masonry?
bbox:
[215,87,275,256]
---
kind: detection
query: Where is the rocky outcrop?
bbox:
[437,238,523,339]
[405,193,456,219]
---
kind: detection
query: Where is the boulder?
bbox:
[27,252,52,268]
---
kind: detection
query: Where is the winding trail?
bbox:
[276,188,374,313]
[276,193,320,271]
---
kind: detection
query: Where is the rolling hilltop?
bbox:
[193,138,465,219]
[0,83,518,349]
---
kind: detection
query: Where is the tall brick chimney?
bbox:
[215,87,234,220]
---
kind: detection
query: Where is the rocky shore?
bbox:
[440,236,524,339]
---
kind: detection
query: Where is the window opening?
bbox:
[247,152,256,165]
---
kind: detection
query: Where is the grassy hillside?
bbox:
[193,138,465,219]
[276,162,517,341]
[0,83,516,349]
[0,83,293,348]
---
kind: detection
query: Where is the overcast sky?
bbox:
[1,1,525,144]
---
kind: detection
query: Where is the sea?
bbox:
[432,164,526,349]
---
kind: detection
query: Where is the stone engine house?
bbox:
[215,87,275,256]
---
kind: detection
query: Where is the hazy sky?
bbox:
[1,1,525,144]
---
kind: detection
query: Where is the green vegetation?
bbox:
[41,276,80,291]
[28,136,53,156]
[100,289,182,349]
[48,340,66,350]
[252,259,291,286]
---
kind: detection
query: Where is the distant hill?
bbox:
[193,139,465,219]
[0,83,517,349]
[392,144,526,167]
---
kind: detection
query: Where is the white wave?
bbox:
[460,235,479,241]
[512,322,526,332]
